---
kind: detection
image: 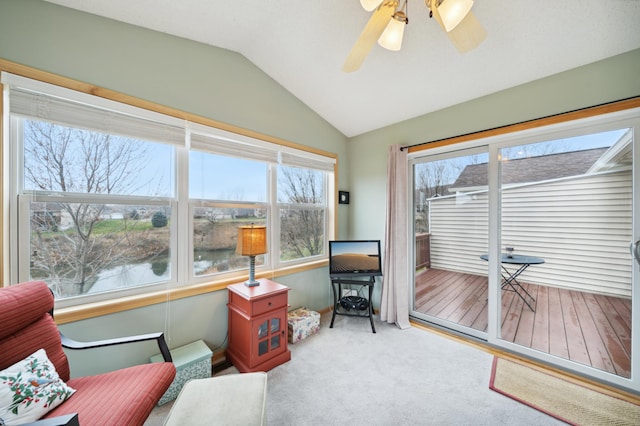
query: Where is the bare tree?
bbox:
[416,160,452,200]
[24,121,151,295]
[414,156,485,233]
[204,208,223,224]
[500,140,573,161]
[278,167,324,259]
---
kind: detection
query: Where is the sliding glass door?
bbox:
[409,106,639,392]
[411,147,489,338]
[497,128,633,379]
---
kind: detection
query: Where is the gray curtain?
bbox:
[380,144,411,329]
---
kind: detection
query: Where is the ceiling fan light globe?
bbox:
[360,0,384,12]
[438,0,474,32]
[378,12,407,51]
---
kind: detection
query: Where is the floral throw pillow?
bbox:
[0,349,76,425]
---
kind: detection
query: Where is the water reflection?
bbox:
[194,248,236,275]
[89,261,170,293]
[87,248,237,293]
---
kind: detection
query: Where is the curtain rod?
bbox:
[398,96,639,152]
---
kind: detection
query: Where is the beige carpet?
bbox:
[147,315,565,425]
[489,357,640,425]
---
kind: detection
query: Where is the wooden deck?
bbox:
[414,268,632,378]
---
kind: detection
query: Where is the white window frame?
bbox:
[2,72,336,306]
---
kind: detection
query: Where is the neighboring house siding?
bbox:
[429,170,632,298]
[428,192,488,277]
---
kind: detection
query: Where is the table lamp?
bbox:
[236,224,267,286]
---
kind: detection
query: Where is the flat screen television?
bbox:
[329,240,382,278]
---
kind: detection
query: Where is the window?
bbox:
[277,165,326,262]
[188,125,333,277]
[190,148,269,278]
[3,72,335,305]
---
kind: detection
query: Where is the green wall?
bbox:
[347,48,640,242]
[2,0,640,376]
[0,0,346,376]
[346,48,640,313]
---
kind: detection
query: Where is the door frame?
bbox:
[408,101,640,393]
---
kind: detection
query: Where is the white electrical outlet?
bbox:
[342,289,357,297]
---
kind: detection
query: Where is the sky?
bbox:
[330,240,380,256]
[190,152,267,201]
[415,128,630,186]
[503,128,628,160]
[27,121,629,200]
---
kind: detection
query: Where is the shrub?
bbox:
[151,211,168,228]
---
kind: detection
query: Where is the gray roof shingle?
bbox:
[451,148,608,189]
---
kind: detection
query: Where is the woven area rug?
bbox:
[489,357,640,425]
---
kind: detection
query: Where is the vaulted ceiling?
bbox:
[42,0,640,137]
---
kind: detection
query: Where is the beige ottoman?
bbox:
[164,372,267,426]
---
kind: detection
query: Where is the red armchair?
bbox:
[0,281,176,425]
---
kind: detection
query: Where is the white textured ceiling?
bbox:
[42,0,640,137]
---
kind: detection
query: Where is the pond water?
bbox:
[194,248,237,275]
[87,248,235,293]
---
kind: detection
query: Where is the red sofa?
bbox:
[0,281,176,425]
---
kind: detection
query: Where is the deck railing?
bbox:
[415,233,431,269]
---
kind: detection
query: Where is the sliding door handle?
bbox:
[630,240,640,267]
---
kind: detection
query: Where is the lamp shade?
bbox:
[360,0,384,12]
[236,225,267,256]
[378,12,407,51]
[437,0,474,32]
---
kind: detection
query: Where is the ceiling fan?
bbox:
[343,0,486,72]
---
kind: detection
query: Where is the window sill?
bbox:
[54,259,328,324]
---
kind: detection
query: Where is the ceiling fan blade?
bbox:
[430,1,447,32]
[342,1,398,73]
[446,11,486,53]
[431,2,486,53]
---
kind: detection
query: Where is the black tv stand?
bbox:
[329,275,376,333]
